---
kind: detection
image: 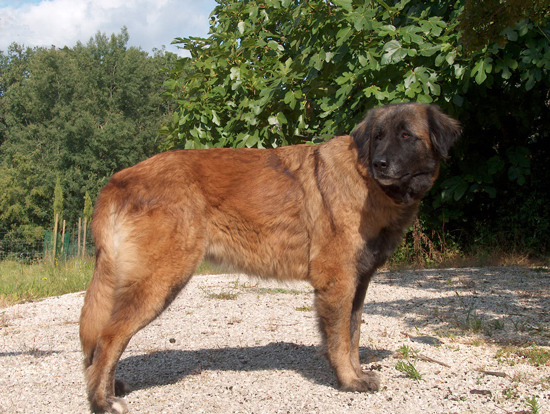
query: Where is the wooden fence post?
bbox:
[52,213,59,260]
[82,217,88,258]
[60,220,66,255]
[77,217,82,258]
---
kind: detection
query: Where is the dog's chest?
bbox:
[356,205,418,276]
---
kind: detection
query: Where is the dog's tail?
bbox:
[79,189,119,368]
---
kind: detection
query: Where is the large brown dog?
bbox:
[80,103,460,413]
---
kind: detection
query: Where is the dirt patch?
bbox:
[0,267,549,413]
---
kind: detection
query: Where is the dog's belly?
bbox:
[205,218,311,281]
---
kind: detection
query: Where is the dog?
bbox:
[80,102,460,413]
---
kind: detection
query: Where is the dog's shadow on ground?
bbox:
[117,342,392,392]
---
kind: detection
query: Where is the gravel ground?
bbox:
[1,267,549,414]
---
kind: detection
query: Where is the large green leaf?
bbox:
[471,57,493,85]
[332,0,352,12]
[381,40,408,64]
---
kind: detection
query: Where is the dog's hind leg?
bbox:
[80,249,117,372]
[82,214,205,414]
[84,257,200,414]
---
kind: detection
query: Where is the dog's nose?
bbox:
[373,157,388,170]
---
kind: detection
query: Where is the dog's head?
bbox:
[351,103,461,205]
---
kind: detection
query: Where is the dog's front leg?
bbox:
[349,275,372,376]
[314,275,380,392]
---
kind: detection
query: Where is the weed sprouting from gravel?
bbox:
[491,319,506,330]
[254,287,304,295]
[200,286,240,300]
[503,386,519,400]
[496,344,550,367]
[396,344,418,359]
[525,395,542,414]
[395,360,422,380]
[452,292,484,333]
[458,307,483,332]
[200,278,312,301]
[206,290,240,300]
[395,344,422,380]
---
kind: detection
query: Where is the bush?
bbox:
[162,0,550,257]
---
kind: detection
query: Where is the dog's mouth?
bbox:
[373,172,410,187]
[375,170,433,185]
[376,177,403,187]
[375,170,436,204]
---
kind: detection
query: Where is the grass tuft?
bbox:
[395,344,422,380]
[202,289,240,300]
[496,344,550,367]
[395,360,422,380]
[0,258,94,307]
[525,395,542,414]
[396,344,418,359]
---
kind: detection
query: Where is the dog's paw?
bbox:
[114,379,129,397]
[107,397,129,414]
[340,371,380,392]
[91,396,129,414]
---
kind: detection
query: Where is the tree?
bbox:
[0,44,37,147]
[0,29,175,239]
[0,151,48,235]
[83,192,93,222]
[162,0,550,255]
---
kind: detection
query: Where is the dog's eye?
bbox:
[402,133,411,139]
[375,135,383,141]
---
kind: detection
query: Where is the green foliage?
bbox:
[457,0,550,52]
[162,0,464,149]
[0,29,174,236]
[525,395,542,414]
[395,344,422,380]
[0,151,49,237]
[396,344,418,359]
[83,192,93,221]
[0,258,94,307]
[162,0,550,256]
[496,344,550,367]
[395,360,422,380]
[200,286,240,300]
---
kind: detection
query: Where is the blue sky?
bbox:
[0,0,217,55]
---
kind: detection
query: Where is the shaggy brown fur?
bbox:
[80,103,460,413]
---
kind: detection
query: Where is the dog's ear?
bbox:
[427,105,461,158]
[351,108,379,162]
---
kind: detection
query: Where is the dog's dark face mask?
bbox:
[351,103,461,205]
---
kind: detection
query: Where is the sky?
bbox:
[0,0,218,56]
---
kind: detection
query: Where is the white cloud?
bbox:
[0,0,216,55]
